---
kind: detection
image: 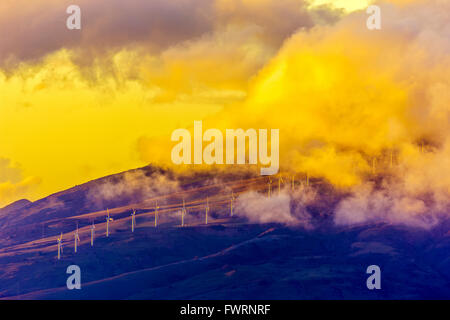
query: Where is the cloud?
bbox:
[202,0,450,228]
[87,170,180,209]
[1,0,449,231]
[308,0,373,12]
[0,158,22,184]
[0,0,338,68]
[214,0,450,182]
[0,158,41,207]
[334,181,441,229]
[215,0,336,47]
[235,186,316,227]
[0,0,214,65]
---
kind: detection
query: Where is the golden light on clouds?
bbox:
[0,49,234,204]
[309,0,373,12]
[0,0,449,218]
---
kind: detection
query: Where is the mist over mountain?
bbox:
[0,165,449,299]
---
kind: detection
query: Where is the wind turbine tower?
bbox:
[57,233,63,260]
[90,222,95,246]
[230,191,235,217]
[205,196,209,225]
[278,176,283,195]
[155,201,160,227]
[181,199,186,227]
[106,208,113,237]
[74,223,80,253]
[131,209,136,232]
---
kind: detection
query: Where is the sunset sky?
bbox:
[0,0,449,210]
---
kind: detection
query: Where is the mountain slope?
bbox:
[0,165,449,299]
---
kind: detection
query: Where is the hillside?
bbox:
[0,166,449,299]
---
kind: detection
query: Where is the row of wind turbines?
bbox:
[56,174,310,260]
[56,194,235,260]
[54,149,410,259]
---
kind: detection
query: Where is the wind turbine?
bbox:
[230,191,235,217]
[57,233,63,260]
[154,201,160,227]
[90,222,95,246]
[181,199,186,227]
[105,208,114,237]
[205,196,209,225]
[74,223,80,253]
[278,176,284,195]
[131,209,136,232]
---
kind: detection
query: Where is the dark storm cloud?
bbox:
[0,0,340,67]
[0,0,214,65]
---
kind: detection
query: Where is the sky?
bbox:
[0,0,449,217]
[310,0,372,11]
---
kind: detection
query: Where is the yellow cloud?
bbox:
[0,0,449,211]
[309,0,373,12]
